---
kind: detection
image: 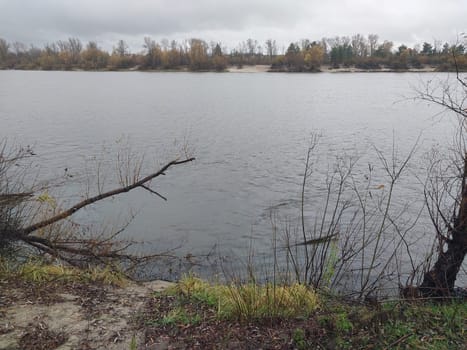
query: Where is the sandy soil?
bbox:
[321,65,437,73]
[226,64,437,73]
[226,65,270,73]
[0,279,173,350]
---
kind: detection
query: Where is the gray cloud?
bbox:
[0,0,465,51]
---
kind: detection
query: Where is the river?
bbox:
[1,70,462,287]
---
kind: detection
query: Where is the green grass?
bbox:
[158,307,202,326]
[157,275,466,349]
[377,301,467,349]
[143,275,467,348]
[129,335,137,350]
[292,328,307,350]
[314,299,467,349]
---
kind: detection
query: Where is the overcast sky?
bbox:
[0,0,465,52]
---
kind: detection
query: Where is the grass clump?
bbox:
[0,258,127,286]
[220,281,319,320]
[0,256,14,279]
[169,274,319,321]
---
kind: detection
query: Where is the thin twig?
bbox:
[20,157,194,236]
[383,333,412,350]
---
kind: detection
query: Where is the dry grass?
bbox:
[172,275,319,321]
[0,258,127,286]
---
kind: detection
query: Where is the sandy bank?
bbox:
[226,65,270,73]
[321,65,437,73]
[0,279,173,350]
[227,64,438,73]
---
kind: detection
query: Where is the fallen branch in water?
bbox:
[3,154,195,270]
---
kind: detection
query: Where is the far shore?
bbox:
[226,64,439,73]
[226,65,271,73]
[321,64,437,73]
[0,64,454,73]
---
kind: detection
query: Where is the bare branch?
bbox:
[141,184,167,201]
[20,157,194,237]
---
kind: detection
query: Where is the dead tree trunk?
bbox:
[419,154,467,297]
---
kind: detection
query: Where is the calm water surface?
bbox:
[0,71,460,281]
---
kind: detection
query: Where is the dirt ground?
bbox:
[0,279,173,350]
[2,278,466,349]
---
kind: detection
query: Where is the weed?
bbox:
[82,266,127,286]
[321,239,338,288]
[317,314,332,328]
[159,307,201,326]
[174,274,218,306]
[335,336,353,349]
[0,256,14,279]
[335,312,353,333]
[129,335,137,350]
[292,328,307,350]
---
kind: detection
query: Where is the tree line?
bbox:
[0,34,466,72]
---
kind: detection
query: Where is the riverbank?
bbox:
[1,64,458,73]
[226,65,270,73]
[321,64,438,73]
[1,268,466,349]
[240,64,438,73]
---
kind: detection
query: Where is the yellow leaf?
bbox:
[36,191,57,208]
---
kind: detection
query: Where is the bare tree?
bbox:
[0,38,9,65]
[113,40,129,57]
[414,51,467,297]
[368,34,379,57]
[68,37,82,64]
[11,41,26,57]
[265,39,277,64]
[0,142,35,254]
[351,34,368,57]
[1,141,194,272]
